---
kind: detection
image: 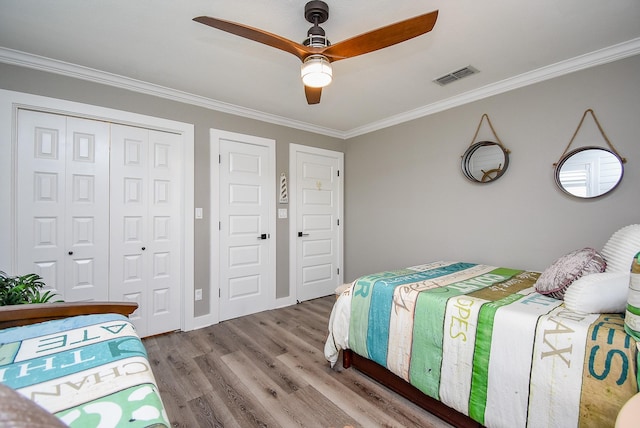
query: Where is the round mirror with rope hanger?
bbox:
[461,114,511,183]
[553,109,626,199]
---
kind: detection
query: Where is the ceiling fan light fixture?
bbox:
[301,55,333,88]
[194,4,439,105]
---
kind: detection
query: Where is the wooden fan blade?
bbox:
[321,10,438,62]
[305,86,322,104]
[194,16,313,61]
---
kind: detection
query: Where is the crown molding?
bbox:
[345,37,640,139]
[0,48,344,139]
[1,38,639,140]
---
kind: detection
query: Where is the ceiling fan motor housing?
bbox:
[305,1,329,24]
[304,1,330,48]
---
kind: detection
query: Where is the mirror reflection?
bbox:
[555,147,624,198]
[461,141,509,183]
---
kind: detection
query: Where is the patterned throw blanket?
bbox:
[0,313,169,427]
[326,261,639,428]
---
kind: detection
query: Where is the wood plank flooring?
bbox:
[143,296,453,428]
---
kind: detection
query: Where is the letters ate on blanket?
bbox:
[0,313,169,428]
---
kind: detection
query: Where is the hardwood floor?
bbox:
[143,296,453,428]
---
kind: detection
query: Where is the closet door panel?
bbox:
[110,125,182,337]
[110,124,149,335]
[17,109,183,338]
[17,111,109,301]
[64,116,110,301]
[17,110,67,292]
[147,130,182,336]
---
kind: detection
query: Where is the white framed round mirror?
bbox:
[461,141,510,183]
[554,146,624,198]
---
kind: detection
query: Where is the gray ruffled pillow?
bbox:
[535,247,606,299]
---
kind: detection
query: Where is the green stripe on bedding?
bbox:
[483,292,561,427]
[410,268,522,399]
[386,263,486,381]
[367,262,477,366]
[439,295,488,416]
[468,291,524,424]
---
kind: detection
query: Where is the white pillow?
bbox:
[602,224,640,273]
[564,271,630,313]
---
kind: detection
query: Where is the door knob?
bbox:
[68,251,73,255]
[257,234,269,240]
[298,232,309,237]
[141,247,146,251]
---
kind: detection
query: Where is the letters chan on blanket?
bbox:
[0,314,169,427]
[23,357,152,411]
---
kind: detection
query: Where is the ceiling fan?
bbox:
[194,1,438,105]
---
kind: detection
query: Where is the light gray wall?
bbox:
[344,55,640,281]
[0,63,345,317]
[3,54,639,318]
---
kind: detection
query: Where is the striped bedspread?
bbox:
[325,261,639,427]
[0,313,169,427]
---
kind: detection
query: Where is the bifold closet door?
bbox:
[109,124,182,337]
[16,109,110,301]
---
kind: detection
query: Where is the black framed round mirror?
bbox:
[461,141,510,183]
[554,146,624,198]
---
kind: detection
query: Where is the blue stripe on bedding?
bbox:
[367,262,477,366]
[2,336,148,389]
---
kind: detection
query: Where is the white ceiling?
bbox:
[1,0,640,138]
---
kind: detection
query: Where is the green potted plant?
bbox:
[0,271,63,306]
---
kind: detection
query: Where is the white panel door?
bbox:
[294,147,342,302]
[219,134,275,321]
[16,110,109,301]
[110,124,182,337]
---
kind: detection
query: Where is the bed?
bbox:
[325,225,640,428]
[0,302,169,427]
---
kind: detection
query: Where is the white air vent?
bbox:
[434,66,479,86]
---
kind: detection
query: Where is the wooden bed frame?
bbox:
[343,349,482,428]
[0,301,138,329]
